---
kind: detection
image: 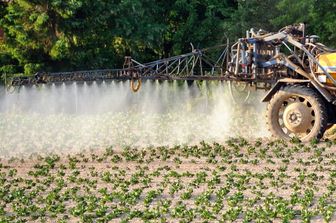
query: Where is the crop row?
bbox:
[0,138,336,222]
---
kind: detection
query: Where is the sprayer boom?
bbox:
[9,42,277,91]
[10,45,226,85]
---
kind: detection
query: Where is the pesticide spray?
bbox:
[0,81,269,157]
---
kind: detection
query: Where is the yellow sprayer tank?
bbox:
[317,53,336,85]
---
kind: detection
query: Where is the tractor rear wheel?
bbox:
[266,85,328,142]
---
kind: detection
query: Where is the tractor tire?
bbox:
[266,85,328,142]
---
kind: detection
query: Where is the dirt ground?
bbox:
[0,138,336,222]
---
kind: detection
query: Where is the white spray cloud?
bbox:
[0,81,269,157]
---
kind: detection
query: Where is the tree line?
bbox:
[0,0,335,78]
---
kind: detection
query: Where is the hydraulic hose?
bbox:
[130,78,142,92]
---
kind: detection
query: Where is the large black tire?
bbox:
[266,85,328,142]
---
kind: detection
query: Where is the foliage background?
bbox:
[0,0,335,78]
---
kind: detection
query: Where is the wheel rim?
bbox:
[278,95,316,140]
[228,81,251,104]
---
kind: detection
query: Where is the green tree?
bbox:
[223,0,281,40]
[160,0,235,57]
[6,0,333,78]
[272,0,336,48]
[0,0,85,74]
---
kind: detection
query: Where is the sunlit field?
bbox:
[1,139,336,222]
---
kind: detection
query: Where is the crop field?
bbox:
[1,139,336,222]
[1,83,336,222]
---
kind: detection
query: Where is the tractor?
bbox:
[226,23,336,142]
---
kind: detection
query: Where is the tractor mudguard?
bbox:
[261,78,334,103]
